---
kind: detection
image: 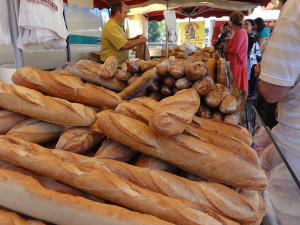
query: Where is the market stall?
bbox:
[1,0,299,224]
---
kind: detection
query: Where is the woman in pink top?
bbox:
[225,11,249,101]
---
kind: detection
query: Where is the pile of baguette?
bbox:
[68,47,241,125]
[0,53,267,224]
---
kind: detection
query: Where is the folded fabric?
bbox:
[0,0,12,45]
[17,0,68,50]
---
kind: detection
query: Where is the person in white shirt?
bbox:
[258,0,300,224]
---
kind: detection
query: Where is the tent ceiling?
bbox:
[64,0,271,18]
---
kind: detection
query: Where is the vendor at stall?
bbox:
[100,2,147,66]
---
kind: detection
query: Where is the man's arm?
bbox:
[120,36,147,50]
[258,80,291,103]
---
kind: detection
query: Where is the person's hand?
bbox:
[224,37,230,43]
[254,63,261,78]
[134,34,142,39]
[138,36,148,44]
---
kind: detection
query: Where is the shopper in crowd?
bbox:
[213,22,231,49]
[100,2,147,66]
[224,11,248,101]
[244,19,261,98]
[254,17,270,48]
[258,0,300,223]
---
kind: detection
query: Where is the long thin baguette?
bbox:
[66,65,127,91]
[119,68,157,100]
[192,116,253,145]
[0,80,97,126]
[2,137,257,222]
[12,67,122,108]
[0,169,172,225]
[7,118,67,144]
[0,136,230,225]
[114,101,259,168]
[0,208,46,225]
[135,154,177,173]
[0,110,28,134]
[97,110,267,190]
[95,138,136,163]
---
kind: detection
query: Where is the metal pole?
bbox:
[7,0,24,69]
[165,0,169,57]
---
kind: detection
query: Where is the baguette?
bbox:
[129,97,159,111]
[0,110,28,134]
[66,65,127,92]
[206,58,217,82]
[119,68,157,100]
[217,58,228,87]
[149,88,200,136]
[12,67,122,108]
[77,56,118,79]
[0,169,172,225]
[0,137,258,223]
[0,80,97,126]
[192,116,252,145]
[0,208,45,225]
[0,136,228,225]
[116,99,258,167]
[7,118,67,144]
[55,127,105,154]
[97,111,267,190]
[135,154,177,173]
[95,138,136,163]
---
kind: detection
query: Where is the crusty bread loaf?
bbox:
[0,80,97,126]
[219,95,237,114]
[7,118,66,144]
[217,58,228,87]
[12,67,122,108]
[126,58,144,73]
[114,98,257,169]
[129,97,159,111]
[135,154,177,173]
[15,141,258,224]
[95,138,136,163]
[185,61,207,81]
[76,56,118,79]
[224,112,240,125]
[0,136,228,225]
[97,111,267,189]
[156,58,176,76]
[168,60,192,78]
[149,88,200,136]
[0,110,28,135]
[192,76,215,96]
[206,58,217,82]
[66,65,127,92]
[55,127,105,154]
[119,68,157,100]
[0,208,46,225]
[192,116,253,145]
[0,169,172,225]
[204,90,224,108]
[175,77,192,89]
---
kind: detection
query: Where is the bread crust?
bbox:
[12,67,122,108]
[0,81,97,126]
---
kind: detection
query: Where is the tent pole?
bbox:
[165,0,169,57]
[7,0,24,69]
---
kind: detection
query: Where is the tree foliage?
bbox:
[148,21,161,42]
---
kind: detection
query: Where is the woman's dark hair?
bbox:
[110,2,123,16]
[222,22,229,28]
[254,17,266,33]
[245,19,255,27]
[229,11,244,26]
[281,0,287,4]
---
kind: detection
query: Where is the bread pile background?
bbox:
[0,50,266,225]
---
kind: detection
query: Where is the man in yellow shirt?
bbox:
[100,2,147,66]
